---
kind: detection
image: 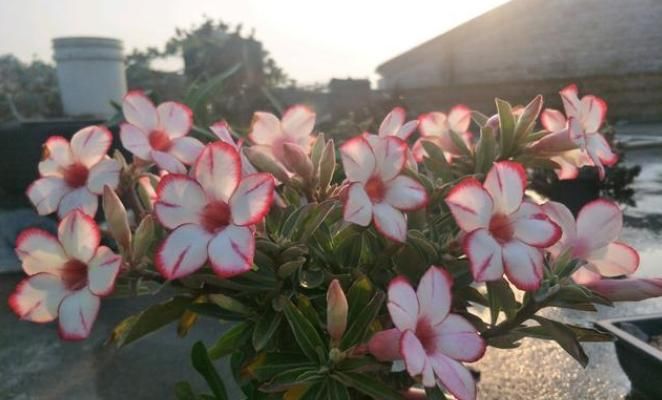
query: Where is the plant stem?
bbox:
[481,299,542,339]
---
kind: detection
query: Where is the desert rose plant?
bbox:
[9,85,658,399]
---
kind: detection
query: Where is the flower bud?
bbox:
[367,328,402,362]
[102,185,131,253]
[584,277,662,302]
[326,279,348,341]
[244,147,291,183]
[282,142,314,182]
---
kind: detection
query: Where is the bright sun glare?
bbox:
[0,0,509,84]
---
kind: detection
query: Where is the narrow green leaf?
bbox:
[345,275,374,326]
[332,372,403,400]
[513,95,543,143]
[191,341,229,400]
[259,367,321,393]
[532,316,589,367]
[208,321,252,360]
[426,386,448,400]
[282,298,328,363]
[111,296,193,347]
[250,352,316,381]
[421,140,453,182]
[252,309,283,351]
[310,133,326,173]
[174,381,196,400]
[208,293,253,315]
[474,126,497,174]
[340,292,385,350]
[327,378,351,400]
[486,279,519,324]
[448,129,472,157]
[471,110,489,127]
[297,200,340,241]
[496,98,515,157]
[318,139,336,193]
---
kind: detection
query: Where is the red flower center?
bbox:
[149,130,172,152]
[201,201,231,233]
[61,259,88,291]
[63,163,89,188]
[416,318,437,355]
[365,176,386,203]
[489,213,514,243]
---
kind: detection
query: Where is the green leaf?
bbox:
[281,204,314,238]
[310,132,326,172]
[421,140,453,182]
[111,296,193,347]
[297,200,340,242]
[174,381,196,400]
[252,308,283,351]
[486,279,519,325]
[474,126,497,174]
[191,341,229,400]
[332,372,403,400]
[250,352,316,381]
[282,298,328,363]
[259,367,321,393]
[327,378,351,400]
[131,215,155,263]
[340,292,385,350]
[496,98,515,157]
[531,316,589,367]
[208,293,253,315]
[345,275,374,326]
[318,140,336,193]
[186,303,246,321]
[513,95,543,143]
[517,324,613,343]
[208,321,252,360]
[448,129,472,158]
[471,110,489,127]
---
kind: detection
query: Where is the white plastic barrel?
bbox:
[53,37,127,118]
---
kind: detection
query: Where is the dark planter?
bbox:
[596,314,662,400]
[0,119,123,208]
[546,170,601,215]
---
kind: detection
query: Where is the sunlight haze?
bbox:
[0,0,508,84]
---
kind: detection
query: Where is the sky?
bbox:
[0,0,508,85]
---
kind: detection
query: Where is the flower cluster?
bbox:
[8,86,657,399]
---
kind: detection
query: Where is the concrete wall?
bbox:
[378,0,662,90]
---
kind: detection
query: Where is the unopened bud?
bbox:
[102,186,131,253]
[244,147,291,184]
[326,279,348,341]
[282,142,314,182]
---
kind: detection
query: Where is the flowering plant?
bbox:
[10,86,657,399]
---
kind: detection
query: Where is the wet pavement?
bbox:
[0,146,661,400]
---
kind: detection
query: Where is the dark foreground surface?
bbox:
[1,146,661,400]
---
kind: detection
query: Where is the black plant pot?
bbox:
[0,119,124,208]
[596,314,662,400]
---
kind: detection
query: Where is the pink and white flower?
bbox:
[210,120,257,177]
[27,126,120,218]
[445,161,561,290]
[120,91,203,174]
[534,84,617,179]
[9,210,121,340]
[413,105,473,162]
[542,199,639,283]
[365,107,419,170]
[153,142,275,280]
[369,267,485,400]
[248,105,315,168]
[340,135,428,243]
